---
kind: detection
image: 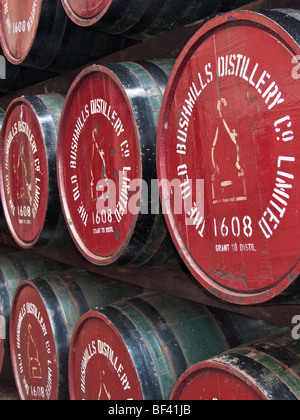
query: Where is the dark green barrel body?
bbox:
[0,252,67,382]
[69,292,281,400]
[61,0,251,39]
[9,269,142,400]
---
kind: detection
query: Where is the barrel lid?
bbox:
[61,0,112,26]
[170,361,265,401]
[0,0,42,65]
[69,310,143,400]
[157,10,300,305]
[57,65,141,265]
[0,97,52,248]
[9,281,60,400]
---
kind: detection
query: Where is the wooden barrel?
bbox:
[68,292,280,400]
[0,94,72,249]
[157,9,300,305]
[57,60,179,267]
[216,0,252,12]
[0,0,126,71]
[9,269,142,400]
[60,0,250,38]
[170,332,300,400]
[0,252,67,382]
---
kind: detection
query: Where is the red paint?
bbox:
[0,0,42,64]
[69,311,143,400]
[57,66,140,265]
[157,11,300,304]
[9,282,58,400]
[0,99,48,248]
[63,0,111,19]
[170,362,264,400]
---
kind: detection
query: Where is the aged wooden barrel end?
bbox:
[9,269,142,400]
[0,0,43,65]
[157,9,300,305]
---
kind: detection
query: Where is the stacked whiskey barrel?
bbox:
[0,0,300,401]
[157,9,300,305]
[157,8,300,400]
[56,60,181,267]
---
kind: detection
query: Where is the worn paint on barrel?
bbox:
[9,269,142,400]
[58,61,177,267]
[170,332,300,400]
[0,0,42,64]
[157,10,300,305]
[0,94,70,249]
[0,252,67,382]
[69,292,279,400]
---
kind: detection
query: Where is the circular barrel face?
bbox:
[61,0,112,23]
[170,362,264,401]
[0,0,42,64]
[0,99,49,248]
[58,66,140,265]
[157,11,300,304]
[69,311,143,400]
[10,282,59,400]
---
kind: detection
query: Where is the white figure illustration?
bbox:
[211,98,247,204]
[90,126,109,202]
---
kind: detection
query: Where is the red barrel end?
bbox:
[57,65,140,265]
[157,10,300,305]
[0,0,42,65]
[69,310,143,400]
[61,0,112,26]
